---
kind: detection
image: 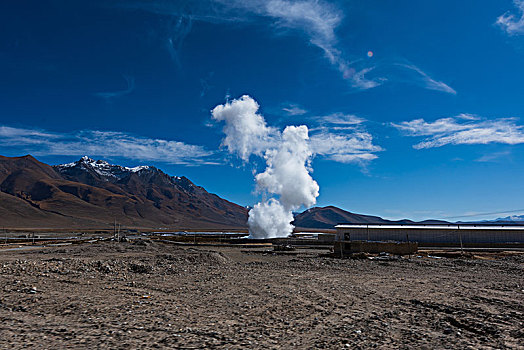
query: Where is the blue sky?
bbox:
[1,0,524,221]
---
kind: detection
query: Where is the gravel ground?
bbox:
[0,240,523,349]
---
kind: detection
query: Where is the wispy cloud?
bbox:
[392,115,524,149]
[259,0,379,89]
[455,113,480,121]
[115,0,383,90]
[397,64,456,95]
[219,0,373,88]
[0,126,214,165]
[166,15,193,68]
[113,0,453,93]
[309,111,382,164]
[282,103,307,116]
[200,72,215,98]
[216,1,452,92]
[94,75,135,101]
[0,126,59,141]
[317,112,365,126]
[211,95,382,165]
[263,0,341,47]
[496,0,524,35]
[346,67,383,90]
[476,150,512,162]
[310,130,382,163]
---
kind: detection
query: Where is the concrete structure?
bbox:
[293,232,336,242]
[335,224,524,247]
[334,240,418,256]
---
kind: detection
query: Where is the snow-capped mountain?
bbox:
[0,154,247,229]
[462,214,524,224]
[59,155,150,175]
[54,156,190,190]
[492,215,524,222]
[55,156,152,180]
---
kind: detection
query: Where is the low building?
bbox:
[335,224,524,247]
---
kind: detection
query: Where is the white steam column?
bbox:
[212,95,319,239]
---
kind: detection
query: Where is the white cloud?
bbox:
[309,112,382,163]
[496,0,524,35]
[309,129,383,163]
[211,95,382,165]
[0,126,59,142]
[264,0,341,47]
[392,115,524,149]
[318,112,365,126]
[350,67,384,90]
[251,1,454,93]
[116,1,458,93]
[229,0,383,90]
[456,113,480,120]
[398,64,456,95]
[282,103,307,116]
[476,150,512,162]
[0,126,213,165]
[391,117,469,136]
[118,0,384,90]
[217,2,450,92]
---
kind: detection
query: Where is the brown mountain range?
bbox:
[0,155,448,231]
[0,155,248,229]
[292,206,390,229]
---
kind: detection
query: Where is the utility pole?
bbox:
[458,225,464,254]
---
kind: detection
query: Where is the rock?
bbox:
[129,263,151,274]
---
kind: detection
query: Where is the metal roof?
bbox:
[294,232,335,236]
[335,224,524,231]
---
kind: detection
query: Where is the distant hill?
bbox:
[460,214,524,225]
[490,214,524,223]
[0,155,248,229]
[292,206,449,229]
[293,206,390,228]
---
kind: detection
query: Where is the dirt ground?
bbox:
[0,240,523,349]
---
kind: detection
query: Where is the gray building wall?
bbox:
[336,226,524,244]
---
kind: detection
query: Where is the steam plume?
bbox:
[212,95,319,238]
[211,95,274,161]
